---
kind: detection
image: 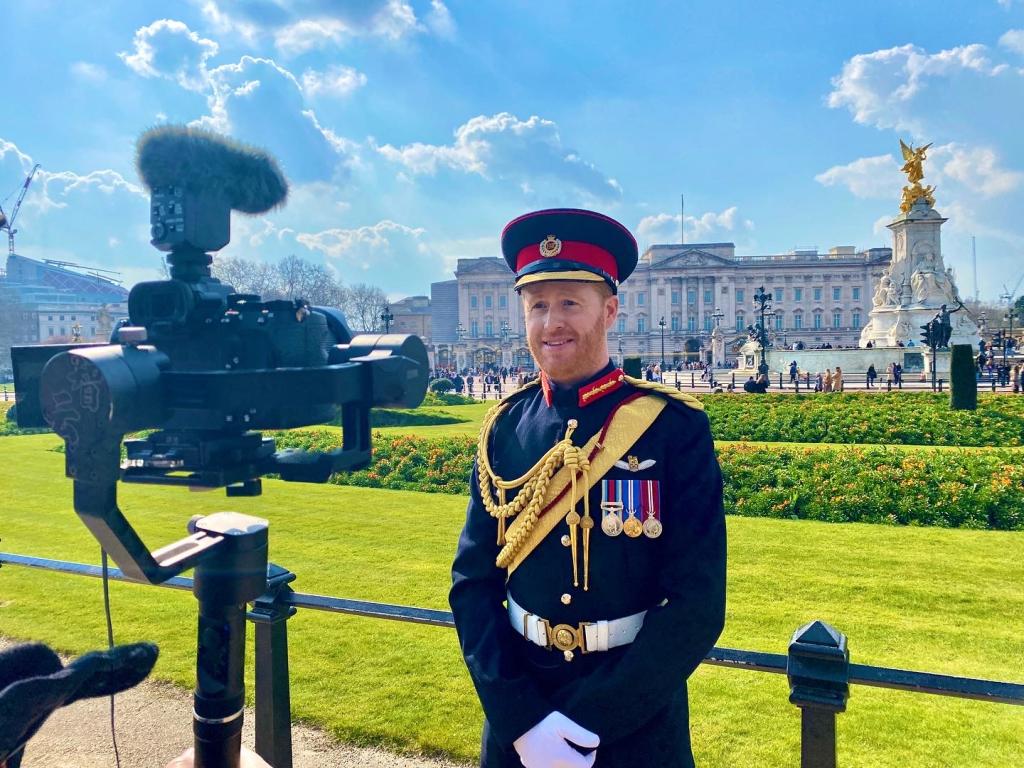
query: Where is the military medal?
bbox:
[622,478,643,537]
[641,479,662,539]
[600,481,624,536]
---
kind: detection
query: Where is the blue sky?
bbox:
[2,0,1023,301]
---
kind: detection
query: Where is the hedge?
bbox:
[270,429,1024,531]
[700,392,1024,447]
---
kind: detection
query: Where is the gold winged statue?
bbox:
[899,139,936,212]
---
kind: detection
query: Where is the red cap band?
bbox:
[516,240,618,281]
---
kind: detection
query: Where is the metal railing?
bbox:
[1,551,1021,768]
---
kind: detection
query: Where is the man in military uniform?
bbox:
[449,209,727,768]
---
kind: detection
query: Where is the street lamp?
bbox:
[752,286,775,375]
[500,320,511,368]
[617,334,624,366]
[658,316,666,368]
[711,307,724,328]
[380,304,394,333]
[455,321,466,370]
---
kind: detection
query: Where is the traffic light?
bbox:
[920,323,933,347]
[993,331,1003,352]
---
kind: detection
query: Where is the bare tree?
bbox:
[344,283,388,332]
[213,254,352,310]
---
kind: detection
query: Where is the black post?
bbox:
[805,371,810,388]
[691,371,695,387]
[779,372,783,389]
[731,372,736,387]
[938,378,944,393]
[787,620,850,768]
[250,564,298,768]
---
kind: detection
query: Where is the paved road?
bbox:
[3,639,472,768]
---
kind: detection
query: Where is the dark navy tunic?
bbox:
[450,361,726,768]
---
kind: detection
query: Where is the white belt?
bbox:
[507,593,646,656]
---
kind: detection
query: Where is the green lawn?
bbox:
[0,433,1021,766]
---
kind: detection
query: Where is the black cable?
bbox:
[101,549,123,768]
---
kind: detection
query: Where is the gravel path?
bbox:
[3,639,474,768]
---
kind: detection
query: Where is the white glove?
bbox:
[513,711,600,768]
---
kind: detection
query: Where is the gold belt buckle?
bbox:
[543,619,593,661]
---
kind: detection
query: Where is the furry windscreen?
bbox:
[136,125,288,214]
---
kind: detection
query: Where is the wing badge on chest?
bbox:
[613,454,656,472]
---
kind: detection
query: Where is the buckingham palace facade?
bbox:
[431,242,892,369]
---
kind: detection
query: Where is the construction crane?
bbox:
[0,163,41,255]
[42,259,123,284]
[1001,272,1024,304]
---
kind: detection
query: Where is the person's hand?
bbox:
[512,711,599,768]
[165,746,273,768]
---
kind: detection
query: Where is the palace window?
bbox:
[773,288,783,302]
[617,317,626,333]
[852,287,860,301]
[813,313,822,329]
[735,312,745,332]
[470,321,479,337]
[687,316,696,332]
[499,294,507,309]
[704,289,712,304]
[485,295,492,309]
[852,312,861,328]
[832,287,841,301]
[470,295,478,309]
[704,315,713,331]
[833,311,842,328]
[672,316,681,331]
[775,314,784,330]
[687,289,696,304]
[620,291,628,305]
[48,328,54,337]
[672,290,680,305]
[637,317,647,332]
[485,320,493,336]
[793,313,803,329]
[813,288,822,301]
[735,288,745,303]
[637,292,646,306]
[794,288,803,301]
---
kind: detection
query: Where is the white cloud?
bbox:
[426,0,456,39]
[636,207,754,244]
[817,144,1022,200]
[295,220,426,264]
[301,65,368,99]
[826,42,1011,135]
[930,143,1023,196]
[814,154,903,199]
[275,19,353,57]
[119,19,219,92]
[196,0,442,55]
[70,61,108,83]
[197,56,356,183]
[999,29,1024,55]
[375,112,622,200]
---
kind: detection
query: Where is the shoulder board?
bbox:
[621,374,705,412]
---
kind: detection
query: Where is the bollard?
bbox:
[779,372,784,389]
[731,373,736,387]
[787,620,850,768]
[675,379,681,391]
[691,372,695,387]
[992,377,997,392]
[795,377,800,393]
[886,378,891,392]
[938,378,943,393]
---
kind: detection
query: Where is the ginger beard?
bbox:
[521,281,617,386]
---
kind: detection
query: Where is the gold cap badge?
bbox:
[539,235,562,258]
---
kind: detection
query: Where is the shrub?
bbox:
[267,428,1024,531]
[429,378,455,393]
[420,391,477,407]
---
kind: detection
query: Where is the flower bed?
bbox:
[701,392,1024,447]
[270,429,1024,530]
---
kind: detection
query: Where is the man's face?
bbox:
[521,281,618,385]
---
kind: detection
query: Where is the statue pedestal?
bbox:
[860,199,978,349]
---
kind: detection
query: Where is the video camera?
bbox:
[10,126,428,766]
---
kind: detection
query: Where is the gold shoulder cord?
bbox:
[476,380,595,588]
[620,375,705,412]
